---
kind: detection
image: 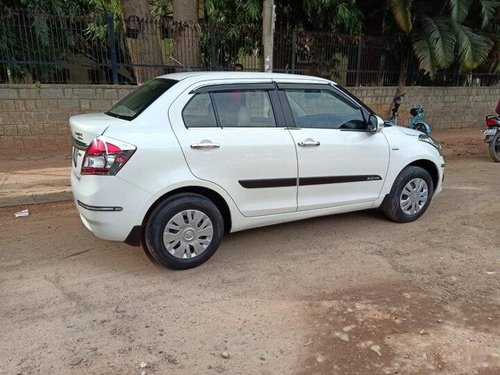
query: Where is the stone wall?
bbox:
[0,84,135,153]
[0,84,498,152]
[349,86,499,130]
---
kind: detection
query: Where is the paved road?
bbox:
[1,132,499,374]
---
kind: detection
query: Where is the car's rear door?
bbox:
[277,83,390,211]
[169,82,298,217]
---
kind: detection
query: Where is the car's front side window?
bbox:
[284,89,366,130]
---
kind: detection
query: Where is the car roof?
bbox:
[157,71,335,84]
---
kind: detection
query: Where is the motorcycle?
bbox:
[390,92,432,135]
[483,114,500,162]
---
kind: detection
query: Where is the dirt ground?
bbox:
[1,128,499,375]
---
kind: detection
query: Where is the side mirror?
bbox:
[367,114,384,134]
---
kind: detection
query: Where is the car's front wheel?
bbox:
[144,194,224,269]
[382,166,434,223]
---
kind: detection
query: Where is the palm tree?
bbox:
[388,0,497,79]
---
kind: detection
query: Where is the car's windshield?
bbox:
[107,78,178,120]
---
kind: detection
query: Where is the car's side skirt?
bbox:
[239,175,382,189]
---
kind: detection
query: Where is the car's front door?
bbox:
[169,83,298,217]
[278,83,390,211]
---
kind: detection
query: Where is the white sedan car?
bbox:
[70,72,445,269]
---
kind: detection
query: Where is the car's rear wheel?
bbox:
[382,166,434,223]
[145,194,224,269]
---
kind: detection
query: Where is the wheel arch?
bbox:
[407,159,439,190]
[142,186,232,234]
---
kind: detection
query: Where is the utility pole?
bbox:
[262,0,275,72]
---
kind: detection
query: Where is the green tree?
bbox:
[0,0,97,82]
[277,0,364,34]
[204,0,364,34]
[388,0,498,77]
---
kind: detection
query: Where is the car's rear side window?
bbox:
[183,89,278,128]
[183,93,218,128]
[107,78,177,121]
[212,90,277,128]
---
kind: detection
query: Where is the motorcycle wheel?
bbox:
[489,131,500,162]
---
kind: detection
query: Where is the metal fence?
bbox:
[1,12,498,86]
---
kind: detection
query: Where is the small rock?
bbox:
[358,340,373,349]
[334,332,350,342]
[141,371,146,375]
[139,362,149,368]
[419,330,428,335]
[316,354,325,363]
[370,345,382,356]
[221,351,230,359]
[402,293,411,299]
[347,308,353,313]
[165,355,179,364]
[259,356,266,361]
[68,356,83,366]
[342,325,356,332]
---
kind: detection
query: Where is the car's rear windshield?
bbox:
[106,78,178,120]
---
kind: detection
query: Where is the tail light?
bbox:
[485,115,500,127]
[81,136,136,176]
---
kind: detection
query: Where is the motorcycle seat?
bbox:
[409,107,422,116]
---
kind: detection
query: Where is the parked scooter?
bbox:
[390,92,432,135]
[483,114,500,162]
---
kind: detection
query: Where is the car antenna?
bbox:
[170,56,192,72]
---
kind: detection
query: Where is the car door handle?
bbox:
[190,142,220,149]
[298,139,320,147]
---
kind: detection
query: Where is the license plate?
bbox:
[483,128,497,136]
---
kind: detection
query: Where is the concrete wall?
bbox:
[0,84,499,152]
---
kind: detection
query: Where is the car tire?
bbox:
[488,132,500,162]
[382,166,434,223]
[144,193,224,270]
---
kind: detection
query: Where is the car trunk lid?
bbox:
[69,113,129,177]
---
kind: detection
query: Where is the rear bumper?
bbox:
[71,171,152,242]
